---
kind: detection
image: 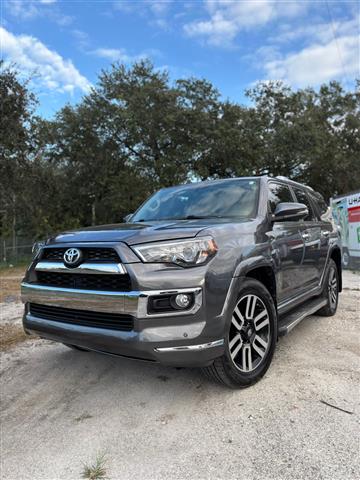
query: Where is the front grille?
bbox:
[36,271,132,291]
[29,303,134,331]
[42,247,120,263]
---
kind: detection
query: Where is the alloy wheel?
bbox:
[328,267,338,309]
[342,251,349,267]
[228,294,271,373]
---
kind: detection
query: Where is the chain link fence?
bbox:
[0,237,33,266]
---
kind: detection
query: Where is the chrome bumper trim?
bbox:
[35,261,127,275]
[21,283,202,318]
[137,287,202,317]
[154,339,224,352]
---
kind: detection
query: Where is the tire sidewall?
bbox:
[342,248,350,268]
[325,259,339,314]
[222,279,277,386]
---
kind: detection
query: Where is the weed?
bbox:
[0,324,34,351]
[74,412,93,423]
[81,452,108,480]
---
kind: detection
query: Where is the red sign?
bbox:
[348,205,360,223]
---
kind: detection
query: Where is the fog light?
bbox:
[175,293,191,309]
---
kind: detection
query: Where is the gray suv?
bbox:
[21,176,341,388]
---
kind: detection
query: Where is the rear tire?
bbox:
[317,258,339,317]
[63,343,90,352]
[202,279,277,388]
[342,248,350,268]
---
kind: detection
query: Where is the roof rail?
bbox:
[275,176,314,191]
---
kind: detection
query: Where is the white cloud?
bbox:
[71,29,90,50]
[149,1,171,16]
[7,0,39,20]
[92,48,134,63]
[92,47,161,63]
[5,0,72,25]
[184,0,307,47]
[113,0,172,30]
[0,27,91,94]
[264,34,360,87]
[272,16,359,45]
[113,0,172,14]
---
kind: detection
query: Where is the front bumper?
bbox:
[21,282,225,367]
[21,283,203,317]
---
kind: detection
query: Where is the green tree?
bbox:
[1,60,358,242]
[0,62,37,241]
[45,102,149,226]
[245,80,360,199]
[86,61,211,187]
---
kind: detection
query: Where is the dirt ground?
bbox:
[0,266,25,303]
[0,270,359,480]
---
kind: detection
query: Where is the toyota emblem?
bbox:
[63,248,82,267]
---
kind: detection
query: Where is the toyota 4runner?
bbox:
[21,176,341,388]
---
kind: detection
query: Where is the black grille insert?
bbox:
[36,271,132,291]
[29,303,134,331]
[42,247,120,263]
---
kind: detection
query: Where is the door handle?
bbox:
[322,230,330,237]
[302,233,310,240]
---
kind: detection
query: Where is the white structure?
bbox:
[331,191,360,268]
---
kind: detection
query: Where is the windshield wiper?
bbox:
[176,215,224,220]
[135,218,177,222]
[135,215,247,222]
[135,215,233,222]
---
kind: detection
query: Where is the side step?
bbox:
[278,297,327,336]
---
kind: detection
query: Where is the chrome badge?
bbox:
[63,248,82,267]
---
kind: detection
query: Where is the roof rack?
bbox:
[275,176,314,191]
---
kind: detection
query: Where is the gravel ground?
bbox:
[0,271,359,480]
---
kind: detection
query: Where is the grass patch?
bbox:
[0,324,32,351]
[0,259,31,271]
[0,266,26,302]
[81,453,108,480]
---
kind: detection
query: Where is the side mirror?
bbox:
[123,213,133,223]
[272,202,308,222]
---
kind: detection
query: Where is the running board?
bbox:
[278,297,327,336]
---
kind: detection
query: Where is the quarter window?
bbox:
[268,183,294,213]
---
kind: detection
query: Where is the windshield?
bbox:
[131,179,259,222]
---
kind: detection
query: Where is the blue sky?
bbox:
[1,0,359,117]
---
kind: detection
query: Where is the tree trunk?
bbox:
[91,201,96,226]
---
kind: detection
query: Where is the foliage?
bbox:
[0,60,359,239]
[81,452,108,480]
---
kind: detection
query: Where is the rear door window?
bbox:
[311,193,330,221]
[293,188,317,221]
[268,182,294,213]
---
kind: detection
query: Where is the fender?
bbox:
[219,255,276,320]
[233,255,275,278]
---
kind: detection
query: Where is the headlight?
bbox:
[32,240,45,259]
[132,237,218,267]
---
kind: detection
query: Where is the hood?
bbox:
[47,220,218,246]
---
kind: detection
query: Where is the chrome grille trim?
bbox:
[35,261,127,275]
[41,246,120,262]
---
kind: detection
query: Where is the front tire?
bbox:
[317,258,339,317]
[202,279,277,388]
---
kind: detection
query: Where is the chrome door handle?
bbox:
[322,230,330,237]
[302,233,310,240]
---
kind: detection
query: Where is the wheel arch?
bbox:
[245,265,277,306]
